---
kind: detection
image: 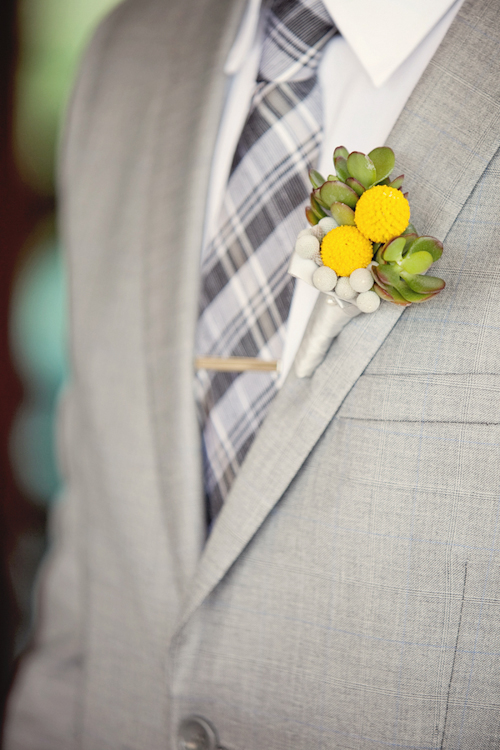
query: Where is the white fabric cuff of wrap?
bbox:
[293,294,361,378]
[288,250,362,378]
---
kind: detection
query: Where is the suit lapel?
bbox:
[143,0,247,594]
[176,0,500,631]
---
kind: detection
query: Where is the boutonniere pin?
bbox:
[289,145,445,377]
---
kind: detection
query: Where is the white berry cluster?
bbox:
[294,218,380,314]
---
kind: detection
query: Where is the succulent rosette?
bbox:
[294,145,445,312]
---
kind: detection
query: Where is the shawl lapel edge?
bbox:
[143,0,248,597]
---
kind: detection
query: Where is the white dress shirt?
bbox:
[202,0,464,384]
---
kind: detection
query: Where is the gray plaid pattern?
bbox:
[195,0,336,519]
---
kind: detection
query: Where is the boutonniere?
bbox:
[289,145,445,377]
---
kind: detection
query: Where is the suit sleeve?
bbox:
[2,9,126,747]
[3,393,84,750]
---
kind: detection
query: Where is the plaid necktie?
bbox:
[195,0,336,520]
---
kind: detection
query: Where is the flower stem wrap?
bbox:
[294,295,361,378]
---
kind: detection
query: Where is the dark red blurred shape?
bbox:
[0,0,49,728]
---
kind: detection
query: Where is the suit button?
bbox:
[177,716,218,750]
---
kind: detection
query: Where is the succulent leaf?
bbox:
[320,180,358,209]
[402,223,417,236]
[305,206,319,225]
[402,233,418,254]
[397,279,432,303]
[373,283,411,306]
[328,174,336,181]
[310,195,327,220]
[330,202,356,226]
[334,156,349,182]
[400,272,445,294]
[389,174,404,190]
[346,151,377,189]
[372,266,400,291]
[383,237,406,262]
[405,236,443,263]
[346,177,366,196]
[371,267,389,289]
[375,269,423,302]
[374,263,401,288]
[309,169,325,189]
[311,187,329,208]
[368,147,395,183]
[400,250,434,274]
[373,282,393,299]
[333,146,349,162]
[405,291,441,303]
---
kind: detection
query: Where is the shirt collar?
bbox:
[225,0,460,86]
[324,0,460,87]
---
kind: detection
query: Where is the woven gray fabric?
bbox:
[195,0,335,519]
[5,1,500,749]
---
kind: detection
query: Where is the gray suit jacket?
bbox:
[5,0,500,748]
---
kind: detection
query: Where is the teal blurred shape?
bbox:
[10,399,62,504]
[10,235,68,398]
[10,234,68,504]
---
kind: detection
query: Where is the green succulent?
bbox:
[371,230,446,305]
[304,145,446,307]
[306,145,405,226]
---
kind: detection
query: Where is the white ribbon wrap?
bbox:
[293,294,361,377]
[288,250,362,379]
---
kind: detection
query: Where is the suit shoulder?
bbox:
[82,0,233,75]
[60,0,199,184]
[74,0,185,100]
[61,0,243,165]
[65,0,238,136]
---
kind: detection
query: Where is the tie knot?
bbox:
[258,0,336,83]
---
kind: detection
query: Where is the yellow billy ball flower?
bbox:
[321,226,373,277]
[355,185,410,243]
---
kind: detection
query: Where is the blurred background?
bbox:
[0,0,120,729]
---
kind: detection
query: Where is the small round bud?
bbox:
[297,228,313,239]
[295,234,320,259]
[349,267,373,293]
[356,290,380,313]
[318,217,336,235]
[312,265,337,292]
[310,225,324,240]
[335,276,357,300]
